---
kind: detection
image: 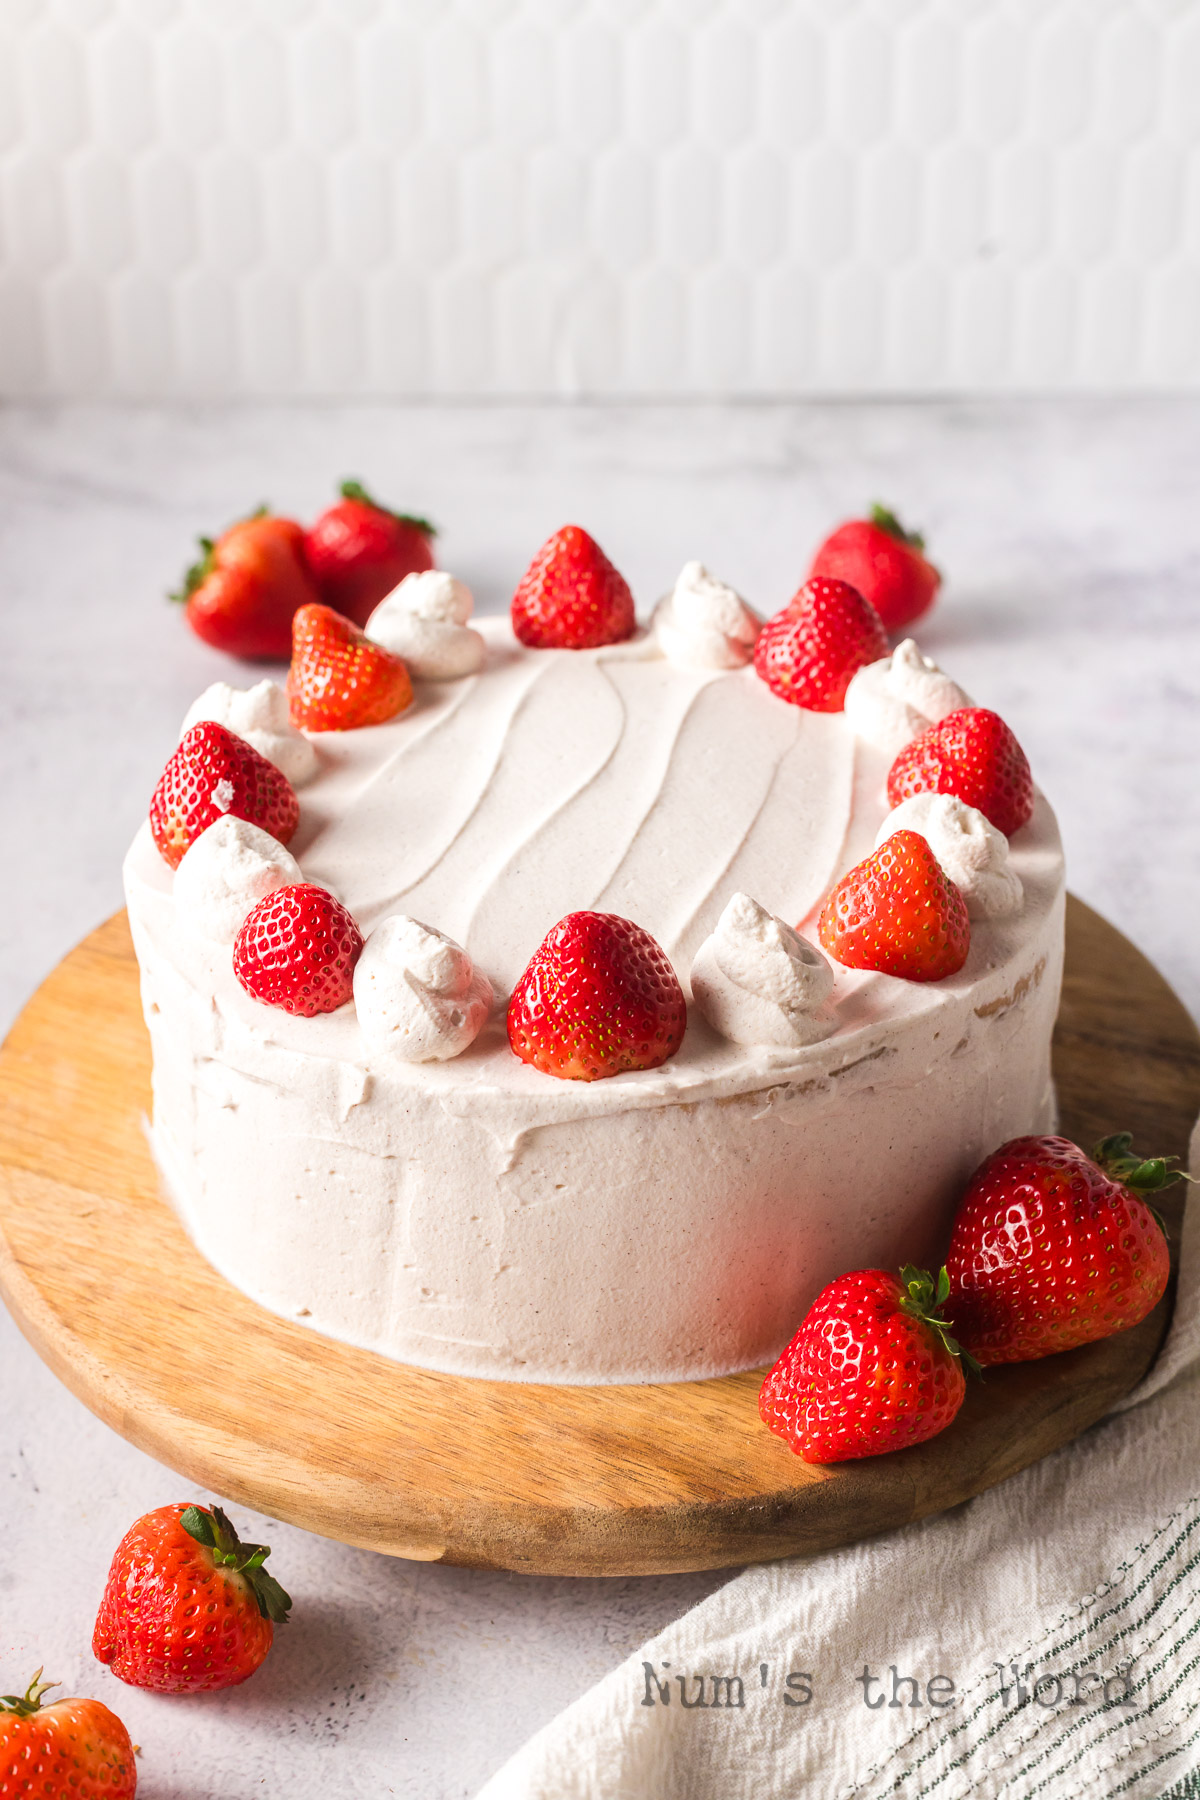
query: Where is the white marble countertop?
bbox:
[2,399,1199,1800]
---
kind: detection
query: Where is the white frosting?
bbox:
[651,561,760,670]
[181,680,319,788]
[173,816,303,944]
[691,893,836,1047]
[354,915,493,1062]
[844,638,972,760]
[126,616,1065,1384]
[365,571,485,680]
[876,793,1024,920]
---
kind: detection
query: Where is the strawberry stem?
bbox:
[338,477,436,539]
[898,1264,983,1378]
[869,503,925,553]
[0,1669,58,1718]
[180,1504,293,1624]
[1093,1131,1195,1194]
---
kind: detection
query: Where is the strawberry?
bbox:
[944,1133,1180,1366]
[149,721,300,871]
[760,1266,972,1464]
[234,882,364,1016]
[287,603,413,731]
[303,479,436,628]
[1,1671,136,1799]
[510,525,636,650]
[753,576,888,712]
[809,504,941,633]
[887,707,1034,838]
[173,510,320,660]
[818,828,969,981]
[507,911,686,1081]
[93,1502,290,1695]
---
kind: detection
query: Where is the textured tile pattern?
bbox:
[1,0,1199,396]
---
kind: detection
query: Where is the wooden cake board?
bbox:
[0,897,1196,1579]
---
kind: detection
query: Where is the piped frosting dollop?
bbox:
[354,914,493,1061]
[181,680,319,788]
[844,638,972,760]
[875,793,1023,919]
[690,892,836,1047]
[173,815,303,944]
[652,562,761,670]
[365,571,485,680]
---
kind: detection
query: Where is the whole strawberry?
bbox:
[287,602,413,730]
[234,883,364,1016]
[1,1671,136,1799]
[303,479,436,627]
[511,525,636,650]
[508,911,686,1081]
[93,1502,290,1695]
[809,504,941,633]
[945,1133,1178,1366]
[149,721,300,870]
[818,828,969,981]
[174,510,320,660]
[760,1266,972,1463]
[887,707,1034,838]
[754,576,888,711]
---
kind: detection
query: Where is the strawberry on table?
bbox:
[149,721,300,870]
[93,1502,291,1695]
[818,828,970,982]
[173,510,320,661]
[508,911,686,1081]
[887,707,1034,838]
[287,602,413,731]
[1,1671,136,1799]
[303,479,436,628]
[945,1133,1179,1366]
[760,1265,973,1463]
[510,525,636,650]
[234,882,364,1017]
[753,576,888,712]
[809,504,941,634]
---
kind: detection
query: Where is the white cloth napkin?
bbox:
[479,1124,1200,1800]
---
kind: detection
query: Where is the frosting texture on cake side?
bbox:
[125,618,1065,1384]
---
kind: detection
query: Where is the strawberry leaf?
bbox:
[0,1670,58,1718]
[869,502,925,553]
[1093,1131,1195,1193]
[180,1504,217,1548]
[338,477,436,539]
[898,1263,980,1376]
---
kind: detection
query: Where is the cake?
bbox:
[124,552,1065,1385]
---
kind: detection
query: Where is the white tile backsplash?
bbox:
[1,0,1198,397]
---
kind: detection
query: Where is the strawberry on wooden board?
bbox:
[93,1502,291,1695]
[234,883,364,1017]
[510,525,636,650]
[760,1265,974,1464]
[945,1133,1181,1366]
[753,576,888,712]
[1,1671,136,1799]
[809,504,941,633]
[173,510,320,660]
[818,828,970,982]
[303,479,436,627]
[508,911,686,1081]
[287,603,413,731]
[149,721,300,870]
[887,707,1034,839]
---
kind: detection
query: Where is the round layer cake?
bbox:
[124,614,1064,1384]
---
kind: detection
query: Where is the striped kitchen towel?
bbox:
[478,1125,1200,1800]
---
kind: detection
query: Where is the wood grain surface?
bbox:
[0,897,1196,1578]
